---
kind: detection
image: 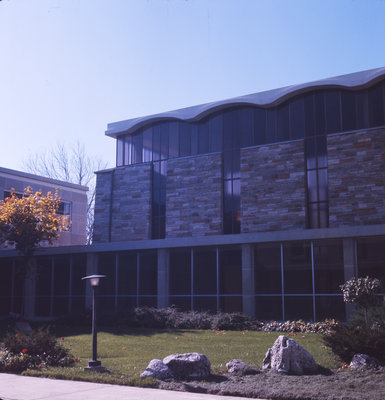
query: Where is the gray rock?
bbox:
[163,352,211,379]
[226,359,258,375]
[350,353,380,369]
[140,359,174,380]
[262,335,317,375]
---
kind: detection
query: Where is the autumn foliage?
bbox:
[0,187,70,257]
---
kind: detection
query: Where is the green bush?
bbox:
[323,324,385,364]
[0,326,75,372]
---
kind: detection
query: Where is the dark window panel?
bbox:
[314,240,344,294]
[277,103,290,141]
[169,121,179,158]
[255,296,283,321]
[304,93,315,137]
[232,149,240,179]
[219,296,242,313]
[240,108,254,147]
[285,296,314,321]
[71,254,87,296]
[316,296,345,321]
[254,243,282,294]
[169,296,191,311]
[152,125,161,161]
[98,253,116,296]
[160,123,169,160]
[142,127,153,163]
[254,108,267,145]
[223,151,232,180]
[117,297,137,311]
[265,109,277,143]
[219,248,242,294]
[198,120,210,154]
[319,201,329,228]
[36,257,52,297]
[223,109,235,151]
[283,242,312,294]
[307,170,318,202]
[290,97,305,139]
[317,169,328,202]
[179,122,192,156]
[191,125,198,156]
[308,202,319,229]
[139,252,157,295]
[341,91,356,131]
[314,92,326,136]
[124,136,132,165]
[118,252,137,295]
[316,136,327,168]
[0,259,13,297]
[209,114,223,152]
[368,83,385,127]
[193,296,217,312]
[169,248,191,295]
[194,248,217,295]
[53,255,70,297]
[132,133,143,164]
[355,90,368,129]
[325,91,341,134]
[232,180,241,233]
[305,138,316,169]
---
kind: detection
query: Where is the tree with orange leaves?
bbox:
[0,187,70,258]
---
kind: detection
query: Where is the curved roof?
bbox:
[106,66,385,138]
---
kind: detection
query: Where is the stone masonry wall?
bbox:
[93,164,152,242]
[328,128,385,227]
[166,153,222,237]
[241,141,306,232]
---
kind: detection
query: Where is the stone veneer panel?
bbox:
[166,153,222,238]
[241,141,306,232]
[93,164,152,242]
[328,128,385,227]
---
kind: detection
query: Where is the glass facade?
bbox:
[1,237,384,320]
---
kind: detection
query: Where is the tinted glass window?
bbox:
[198,120,210,154]
[254,108,266,145]
[170,248,191,295]
[314,92,325,136]
[117,138,124,166]
[368,83,384,127]
[290,97,305,139]
[179,122,192,156]
[132,133,143,164]
[118,252,137,295]
[209,114,223,152]
[139,251,157,295]
[194,247,217,294]
[219,248,242,294]
[284,242,312,294]
[254,243,282,294]
[277,103,290,141]
[325,91,341,134]
[341,91,356,131]
[142,127,153,162]
[265,109,277,143]
[168,121,179,158]
[239,108,254,147]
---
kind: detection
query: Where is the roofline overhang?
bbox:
[106,66,385,138]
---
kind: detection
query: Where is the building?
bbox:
[0,167,88,246]
[1,67,385,321]
[92,67,385,321]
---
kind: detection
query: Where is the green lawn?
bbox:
[22,326,341,386]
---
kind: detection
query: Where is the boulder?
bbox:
[262,335,317,375]
[350,354,380,370]
[226,359,258,375]
[140,359,174,380]
[163,352,211,379]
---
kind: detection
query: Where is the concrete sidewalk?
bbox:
[0,373,255,400]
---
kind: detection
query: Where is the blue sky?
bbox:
[1,0,385,172]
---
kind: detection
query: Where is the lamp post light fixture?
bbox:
[82,274,106,372]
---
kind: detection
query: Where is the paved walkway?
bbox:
[0,373,256,400]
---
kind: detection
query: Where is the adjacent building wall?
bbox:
[166,153,223,238]
[328,127,385,227]
[93,164,152,242]
[240,140,306,233]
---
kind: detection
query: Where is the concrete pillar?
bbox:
[85,253,98,309]
[157,249,169,309]
[343,238,357,320]
[242,244,255,318]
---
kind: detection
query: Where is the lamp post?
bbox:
[82,274,106,372]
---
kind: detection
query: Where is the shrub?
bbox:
[211,312,255,331]
[340,276,383,326]
[0,326,75,372]
[323,324,385,364]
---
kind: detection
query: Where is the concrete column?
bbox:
[85,253,98,309]
[157,249,169,309]
[242,244,255,318]
[343,238,357,320]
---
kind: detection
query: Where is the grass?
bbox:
[20,326,340,383]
